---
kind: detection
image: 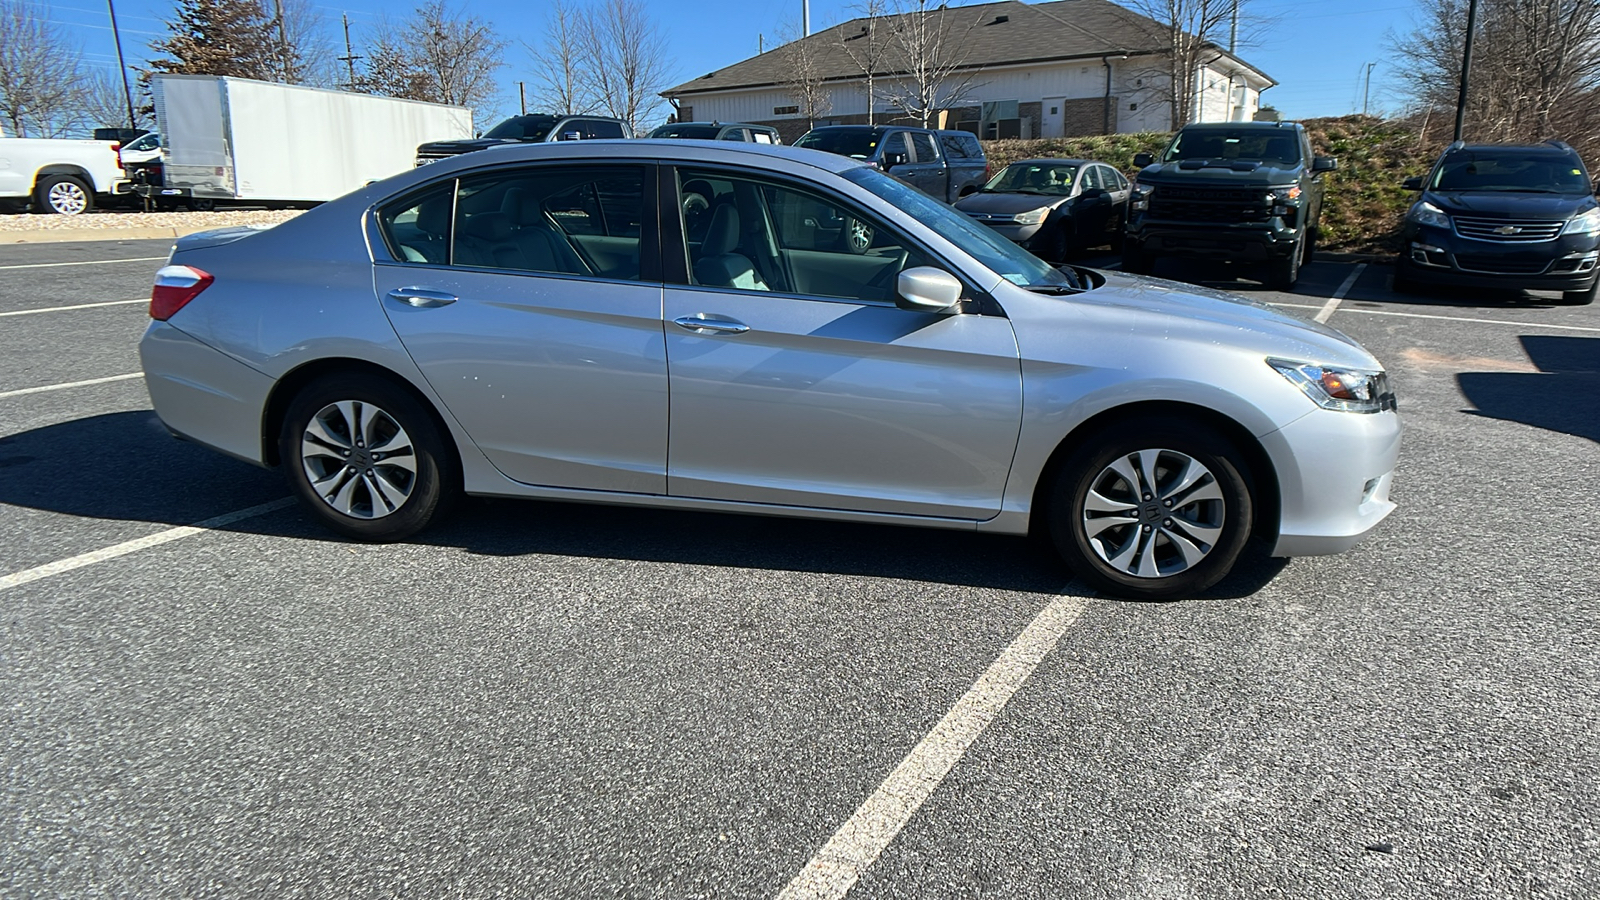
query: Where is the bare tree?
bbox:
[578,0,671,134]
[1122,0,1243,130]
[840,0,891,125]
[777,21,832,129]
[877,0,984,128]
[80,70,154,131]
[1390,0,1600,147]
[357,1,505,117]
[0,0,87,137]
[274,0,339,87]
[524,0,594,115]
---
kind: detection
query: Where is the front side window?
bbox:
[391,165,648,280]
[881,131,909,160]
[676,169,932,304]
[794,129,881,159]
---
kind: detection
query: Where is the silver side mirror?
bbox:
[896,266,963,313]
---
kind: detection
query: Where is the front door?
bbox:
[662,167,1023,520]
[373,163,669,494]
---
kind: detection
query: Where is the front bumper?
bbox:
[1127,219,1301,260]
[1261,406,1402,557]
[1401,224,1600,291]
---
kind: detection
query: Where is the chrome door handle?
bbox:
[386,288,457,308]
[673,315,749,335]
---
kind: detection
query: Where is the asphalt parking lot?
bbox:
[2,239,1596,899]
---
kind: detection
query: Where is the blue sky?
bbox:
[49,0,1422,126]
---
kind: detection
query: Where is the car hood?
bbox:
[417,138,522,154]
[1136,160,1302,188]
[954,192,1065,215]
[1051,270,1378,369]
[1426,190,1594,219]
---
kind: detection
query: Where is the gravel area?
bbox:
[0,209,302,232]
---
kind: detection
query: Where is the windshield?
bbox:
[985,162,1078,195]
[652,124,720,139]
[483,116,556,141]
[796,130,882,160]
[843,167,1067,288]
[1164,129,1302,165]
[1430,153,1592,194]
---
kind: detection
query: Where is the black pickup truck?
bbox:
[1122,121,1337,289]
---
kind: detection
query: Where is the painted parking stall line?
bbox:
[0,299,146,318]
[0,498,296,594]
[0,256,166,271]
[1312,263,1366,324]
[0,373,143,400]
[1269,301,1600,333]
[777,590,1093,900]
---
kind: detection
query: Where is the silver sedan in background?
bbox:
[140,141,1400,600]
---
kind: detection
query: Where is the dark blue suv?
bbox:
[1395,141,1599,304]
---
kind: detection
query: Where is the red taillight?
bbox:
[150,265,213,320]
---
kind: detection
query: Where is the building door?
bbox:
[1042,97,1066,138]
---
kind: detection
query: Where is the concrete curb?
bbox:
[0,226,195,245]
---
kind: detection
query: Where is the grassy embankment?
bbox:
[981,115,1449,254]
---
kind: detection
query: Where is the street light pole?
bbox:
[105,0,138,131]
[1453,0,1479,141]
[1362,62,1376,116]
[517,81,526,115]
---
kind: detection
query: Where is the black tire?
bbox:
[1047,222,1073,264]
[1559,276,1598,306]
[279,374,456,541]
[1391,258,1423,295]
[1120,244,1153,274]
[1265,239,1302,290]
[33,174,94,215]
[1301,226,1318,264]
[187,198,217,212]
[1046,417,1254,600]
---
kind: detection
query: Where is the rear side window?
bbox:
[585,119,626,139]
[909,131,939,163]
[940,132,980,160]
[379,183,454,264]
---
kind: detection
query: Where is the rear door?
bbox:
[902,131,950,200]
[373,163,669,493]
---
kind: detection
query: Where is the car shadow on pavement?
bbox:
[0,409,1293,598]
[1457,335,1600,444]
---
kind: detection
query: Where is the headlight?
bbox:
[1131,184,1151,211]
[1269,359,1394,413]
[1266,185,1302,203]
[1563,208,1600,237]
[1408,201,1451,230]
[1013,208,1048,226]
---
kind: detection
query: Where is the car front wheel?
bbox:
[1048,418,1254,600]
[1559,276,1597,305]
[1265,239,1302,290]
[280,374,455,541]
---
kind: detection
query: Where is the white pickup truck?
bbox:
[0,137,129,215]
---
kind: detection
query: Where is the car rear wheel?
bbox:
[34,175,93,215]
[1048,418,1254,600]
[1559,276,1597,305]
[280,374,455,541]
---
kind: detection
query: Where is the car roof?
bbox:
[1005,158,1095,167]
[388,139,863,184]
[1181,121,1302,131]
[1449,143,1579,156]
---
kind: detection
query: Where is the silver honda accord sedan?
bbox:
[139,140,1399,600]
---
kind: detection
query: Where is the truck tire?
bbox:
[1265,239,1301,290]
[34,174,94,216]
[1120,244,1153,275]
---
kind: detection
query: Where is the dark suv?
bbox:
[1394,141,1598,305]
[1124,121,1337,289]
[415,114,628,166]
[794,125,988,203]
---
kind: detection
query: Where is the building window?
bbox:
[774,105,799,115]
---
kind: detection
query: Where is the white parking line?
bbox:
[1313,263,1366,324]
[0,256,166,271]
[0,373,142,400]
[1270,302,1600,333]
[0,498,295,594]
[0,298,146,317]
[777,590,1092,900]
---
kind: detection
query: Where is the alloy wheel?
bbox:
[300,400,418,519]
[1080,448,1226,578]
[47,182,88,215]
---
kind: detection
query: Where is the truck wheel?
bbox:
[1265,240,1301,290]
[187,198,217,212]
[1120,244,1152,274]
[34,175,93,215]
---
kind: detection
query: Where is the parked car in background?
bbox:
[0,136,128,214]
[1123,121,1336,290]
[416,113,628,166]
[650,121,780,143]
[955,158,1129,262]
[1394,140,1598,305]
[794,125,987,203]
[119,132,161,167]
[140,140,1400,601]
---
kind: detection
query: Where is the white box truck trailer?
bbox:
[145,75,472,207]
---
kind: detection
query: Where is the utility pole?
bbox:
[271,0,292,82]
[758,33,763,54]
[1362,62,1376,116]
[1229,0,1238,54]
[517,81,526,114]
[105,0,138,131]
[338,13,362,90]
[803,0,810,36]
[1453,0,1479,141]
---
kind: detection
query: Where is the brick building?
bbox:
[662,0,1275,143]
